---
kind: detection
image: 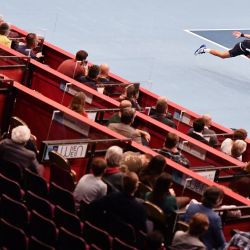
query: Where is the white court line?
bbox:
[185,28,250,31]
[184,29,249,60]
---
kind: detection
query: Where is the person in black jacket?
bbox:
[188,118,210,145]
[150,97,176,128]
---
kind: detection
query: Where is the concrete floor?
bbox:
[1,0,250,132]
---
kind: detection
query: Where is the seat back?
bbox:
[58,227,87,250]
[54,205,82,235]
[24,168,49,198]
[107,213,136,245]
[83,221,112,250]
[26,191,53,219]
[0,194,29,230]
[113,237,138,250]
[50,163,76,192]
[30,210,57,246]
[0,160,23,184]
[135,182,152,199]
[143,201,166,225]
[0,218,28,250]
[29,236,56,250]
[49,182,76,213]
[0,173,23,200]
[48,150,70,171]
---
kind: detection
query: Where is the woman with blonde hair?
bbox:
[69,92,88,117]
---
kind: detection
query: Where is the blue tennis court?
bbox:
[1,0,250,132]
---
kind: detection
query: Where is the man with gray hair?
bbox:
[0,125,43,175]
[103,145,124,192]
[202,114,218,147]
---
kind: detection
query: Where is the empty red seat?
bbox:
[113,237,138,250]
[58,227,88,250]
[0,160,23,184]
[25,190,54,219]
[0,173,24,200]
[29,236,56,250]
[54,205,82,236]
[83,221,112,250]
[29,210,57,246]
[0,218,28,250]
[0,194,29,230]
[49,182,75,213]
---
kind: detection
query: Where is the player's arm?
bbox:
[233,31,250,39]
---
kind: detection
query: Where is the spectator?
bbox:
[90,172,147,232]
[150,97,176,128]
[103,146,124,192]
[221,128,248,156]
[107,100,132,125]
[16,33,42,60]
[98,64,110,83]
[171,213,209,250]
[120,151,143,174]
[68,92,88,117]
[188,118,210,145]
[139,155,166,188]
[159,132,190,168]
[229,161,250,198]
[78,64,100,90]
[0,22,11,48]
[57,50,88,79]
[202,114,218,147]
[119,84,142,111]
[73,158,107,209]
[145,231,165,250]
[231,139,247,161]
[0,125,43,175]
[226,231,250,249]
[145,173,178,214]
[184,186,226,250]
[108,108,150,145]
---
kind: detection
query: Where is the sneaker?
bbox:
[194,44,206,55]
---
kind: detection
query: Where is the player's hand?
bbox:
[233,31,242,39]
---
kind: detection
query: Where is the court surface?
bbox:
[1,0,250,132]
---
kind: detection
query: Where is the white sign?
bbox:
[179,141,206,160]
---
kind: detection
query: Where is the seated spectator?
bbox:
[0,22,11,48]
[0,125,43,175]
[103,146,124,192]
[159,132,190,168]
[107,100,132,125]
[226,231,250,249]
[171,213,209,250]
[231,139,247,161]
[16,33,43,60]
[78,64,100,90]
[119,84,142,111]
[150,97,176,128]
[98,64,110,83]
[184,186,226,250]
[201,114,218,147]
[139,155,166,188]
[57,50,88,79]
[144,231,165,250]
[90,172,147,232]
[108,108,150,145]
[73,158,107,209]
[221,128,248,156]
[188,118,210,145]
[68,92,88,117]
[229,161,250,198]
[145,173,178,214]
[120,151,143,174]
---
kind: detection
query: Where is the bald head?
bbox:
[202,114,212,127]
[100,64,110,77]
[122,171,139,195]
[120,100,132,110]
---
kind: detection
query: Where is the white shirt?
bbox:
[74,174,107,209]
